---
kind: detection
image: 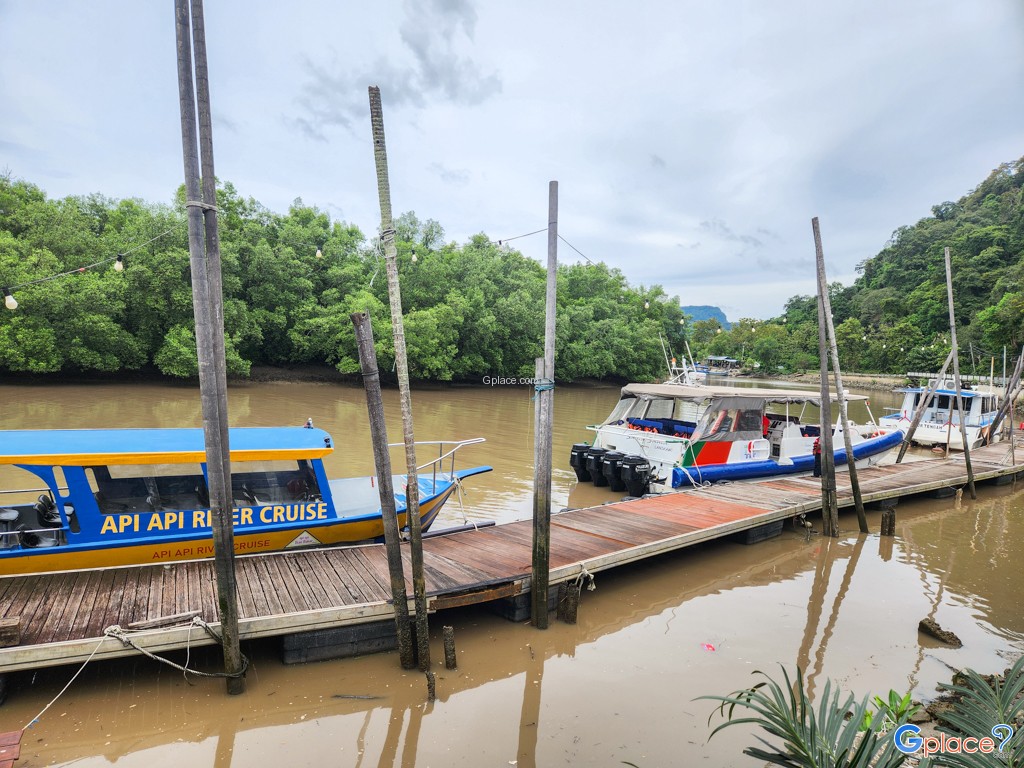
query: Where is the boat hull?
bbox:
[671,429,903,487]
[0,468,487,576]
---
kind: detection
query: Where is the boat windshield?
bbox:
[87,459,321,514]
[691,397,766,442]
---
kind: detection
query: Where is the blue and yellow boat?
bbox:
[0,427,491,576]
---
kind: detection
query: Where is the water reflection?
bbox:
[0,382,1021,766]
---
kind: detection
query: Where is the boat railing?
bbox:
[386,437,486,488]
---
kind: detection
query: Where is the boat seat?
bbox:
[18,524,60,549]
[0,508,19,549]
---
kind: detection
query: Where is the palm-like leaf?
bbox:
[928,655,1024,768]
[700,666,907,768]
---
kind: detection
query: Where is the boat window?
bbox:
[644,398,674,420]
[88,464,206,514]
[603,396,643,425]
[231,460,321,506]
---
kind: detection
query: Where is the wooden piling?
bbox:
[880,510,896,536]
[812,219,867,532]
[351,311,414,669]
[174,0,243,693]
[443,625,457,670]
[531,181,558,629]
[556,582,580,624]
[368,86,430,671]
[811,218,838,536]
[944,247,976,499]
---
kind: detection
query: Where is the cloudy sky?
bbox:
[2,1,1022,320]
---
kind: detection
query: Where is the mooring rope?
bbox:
[22,634,107,730]
[104,616,248,681]
[575,564,596,593]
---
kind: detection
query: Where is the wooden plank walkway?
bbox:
[1,442,1021,674]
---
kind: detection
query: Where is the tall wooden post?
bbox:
[173,0,244,693]
[351,311,415,669]
[531,181,558,628]
[944,247,976,499]
[367,86,430,671]
[812,219,838,536]
[812,219,867,532]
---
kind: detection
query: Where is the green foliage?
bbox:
[860,690,919,732]
[927,656,1024,768]
[701,666,908,768]
[5,156,1022,381]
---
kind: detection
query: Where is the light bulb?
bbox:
[114,254,124,272]
[411,250,418,263]
[644,301,650,309]
[316,249,323,259]
[3,290,17,310]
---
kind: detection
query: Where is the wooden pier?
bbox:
[1,443,1021,675]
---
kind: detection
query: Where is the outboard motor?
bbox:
[569,443,593,482]
[585,447,609,487]
[620,455,652,497]
[601,451,627,491]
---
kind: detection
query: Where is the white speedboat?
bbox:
[880,378,1002,450]
[570,383,903,494]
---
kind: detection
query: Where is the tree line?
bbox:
[3,156,1021,383]
[0,175,685,382]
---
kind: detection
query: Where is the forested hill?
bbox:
[0,176,685,382]
[693,157,1024,375]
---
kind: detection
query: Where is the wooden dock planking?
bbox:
[0,444,1021,674]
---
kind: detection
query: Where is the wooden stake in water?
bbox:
[812,218,867,533]
[531,181,558,629]
[811,218,838,536]
[367,86,430,671]
[944,246,976,499]
[351,311,415,669]
[173,0,243,694]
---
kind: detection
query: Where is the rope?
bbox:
[575,565,596,593]
[22,634,107,730]
[103,616,248,680]
[532,378,555,400]
[185,199,218,212]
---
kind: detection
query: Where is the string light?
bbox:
[1,226,175,311]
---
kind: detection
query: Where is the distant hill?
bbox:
[681,305,731,329]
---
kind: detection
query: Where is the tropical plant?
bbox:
[701,666,908,767]
[926,655,1024,768]
[861,689,920,732]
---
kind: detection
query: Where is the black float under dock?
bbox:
[1,442,1021,674]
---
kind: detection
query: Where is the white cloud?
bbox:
[1,0,1021,319]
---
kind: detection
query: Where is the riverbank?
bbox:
[769,372,909,392]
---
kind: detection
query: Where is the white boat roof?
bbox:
[620,382,870,405]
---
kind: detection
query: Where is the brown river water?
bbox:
[0,379,1022,766]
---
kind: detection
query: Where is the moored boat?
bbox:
[570,383,903,493]
[0,426,490,576]
[879,378,1003,450]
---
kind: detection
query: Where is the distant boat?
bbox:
[570,383,902,494]
[879,378,1003,450]
[0,426,490,576]
[702,356,741,376]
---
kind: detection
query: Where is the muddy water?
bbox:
[1,380,1022,767]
